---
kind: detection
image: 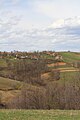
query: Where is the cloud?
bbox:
[0,14,80,52]
[49,17,80,28]
[0,0,80,51]
[35,1,54,18]
[33,0,80,19]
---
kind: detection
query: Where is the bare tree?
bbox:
[8,85,47,109]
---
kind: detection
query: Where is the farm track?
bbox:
[41,68,79,80]
[60,69,79,72]
[52,68,79,72]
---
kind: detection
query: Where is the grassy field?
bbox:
[60,71,79,81]
[60,52,80,63]
[0,110,80,120]
[0,59,7,67]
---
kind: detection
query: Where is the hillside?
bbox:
[0,77,22,105]
[0,77,21,91]
[0,51,80,109]
[60,52,80,63]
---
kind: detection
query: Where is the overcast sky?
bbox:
[0,0,80,51]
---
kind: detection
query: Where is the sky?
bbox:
[0,0,80,51]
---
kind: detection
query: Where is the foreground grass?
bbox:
[0,110,80,120]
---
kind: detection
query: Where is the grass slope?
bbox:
[0,59,7,67]
[0,110,80,120]
[60,52,80,63]
[0,77,22,104]
[0,77,21,90]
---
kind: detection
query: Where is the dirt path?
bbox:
[48,62,66,67]
[60,69,79,72]
[52,68,79,72]
[41,69,80,80]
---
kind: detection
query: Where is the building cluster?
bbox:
[0,51,63,62]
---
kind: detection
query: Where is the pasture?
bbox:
[0,110,80,120]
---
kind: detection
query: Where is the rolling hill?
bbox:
[60,52,80,63]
